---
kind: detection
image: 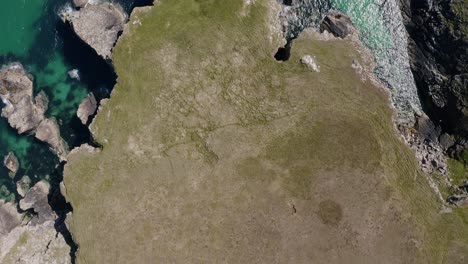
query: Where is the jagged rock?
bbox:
[34,91,49,116]
[300,55,320,72]
[61,2,127,59]
[16,176,31,198]
[77,92,97,125]
[3,152,19,176]
[35,118,68,162]
[0,63,42,134]
[403,128,448,176]
[0,201,22,236]
[439,133,456,150]
[73,0,88,8]
[399,0,468,142]
[447,193,468,208]
[19,181,56,225]
[320,11,355,38]
[0,63,69,161]
[415,114,441,143]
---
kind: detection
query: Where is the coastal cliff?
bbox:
[399,0,468,156]
[62,0,468,263]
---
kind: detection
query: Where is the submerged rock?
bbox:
[61,2,127,59]
[16,176,31,198]
[3,152,19,176]
[77,92,98,125]
[0,63,69,161]
[320,10,355,38]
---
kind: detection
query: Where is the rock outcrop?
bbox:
[61,2,127,59]
[0,63,43,134]
[0,201,22,236]
[320,11,355,38]
[0,63,68,161]
[73,0,88,8]
[77,92,97,125]
[3,152,19,176]
[19,181,56,225]
[35,118,69,160]
[0,184,70,264]
[399,0,468,151]
[300,55,320,72]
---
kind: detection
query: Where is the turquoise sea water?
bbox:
[331,0,393,50]
[0,0,151,201]
[331,0,421,122]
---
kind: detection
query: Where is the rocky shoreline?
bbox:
[279,0,467,206]
[0,182,70,263]
[0,1,154,262]
[0,63,69,161]
[399,0,468,163]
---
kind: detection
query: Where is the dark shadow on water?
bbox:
[47,163,77,263]
[57,22,117,101]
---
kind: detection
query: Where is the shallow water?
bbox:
[0,0,151,201]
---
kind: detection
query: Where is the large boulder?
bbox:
[0,63,68,161]
[77,92,98,125]
[61,2,127,59]
[320,10,356,38]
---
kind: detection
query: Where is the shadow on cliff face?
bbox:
[402,0,468,140]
